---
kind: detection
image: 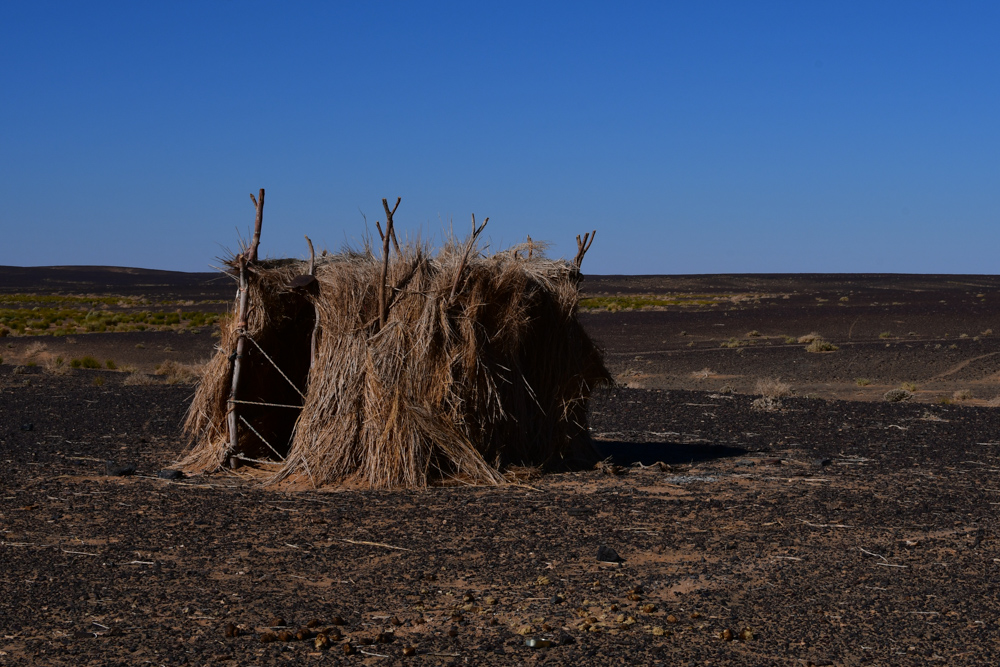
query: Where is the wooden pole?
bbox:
[226,256,250,465]
[248,188,265,262]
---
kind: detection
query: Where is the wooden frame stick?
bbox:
[226,256,250,464]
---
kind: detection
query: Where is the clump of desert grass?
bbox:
[155,360,204,385]
[180,237,610,490]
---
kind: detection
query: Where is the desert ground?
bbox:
[2,267,1000,665]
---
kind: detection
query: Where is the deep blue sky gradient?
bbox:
[3,2,999,274]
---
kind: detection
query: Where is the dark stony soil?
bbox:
[2,270,1000,665]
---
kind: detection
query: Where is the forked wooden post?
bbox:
[226,255,250,463]
[450,214,489,302]
[377,197,401,329]
[573,230,596,269]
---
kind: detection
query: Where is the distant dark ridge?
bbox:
[0,265,231,298]
[583,273,1000,296]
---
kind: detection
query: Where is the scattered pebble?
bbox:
[222,622,239,638]
[402,645,416,656]
[269,617,286,627]
[259,633,276,643]
[597,545,622,563]
[525,638,552,649]
[720,628,733,641]
[314,633,330,650]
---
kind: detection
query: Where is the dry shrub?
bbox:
[884,388,912,403]
[806,338,838,353]
[155,360,204,385]
[124,371,159,386]
[953,389,974,401]
[754,378,793,398]
[751,396,782,412]
[691,368,714,380]
[180,239,610,489]
[797,332,821,344]
[24,342,51,365]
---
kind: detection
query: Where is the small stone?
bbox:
[739,628,754,641]
[375,631,394,643]
[295,629,311,641]
[306,618,320,628]
[550,594,564,605]
[720,628,734,641]
[330,616,346,626]
[314,633,330,650]
[389,616,403,626]
[259,633,276,643]
[158,469,183,480]
[666,615,678,624]
[641,604,656,614]
[516,625,533,635]
[652,626,665,636]
[690,612,701,619]
[524,638,552,649]
[596,545,622,563]
[105,461,136,476]
[269,617,286,628]
[462,591,475,602]
[277,630,293,642]
[343,642,354,655]
[223,622,239,638]
[485,596,498,605]
[627,592,642,601]
[402,645,416,656]
[357,635,374,645]
[536,575,551,586]
[631,585,645,595]
[541,623,553,632]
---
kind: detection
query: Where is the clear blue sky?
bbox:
[3,2,999,274]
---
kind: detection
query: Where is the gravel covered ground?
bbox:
[2,270,1000,665]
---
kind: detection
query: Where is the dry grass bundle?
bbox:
[180,238,610,489]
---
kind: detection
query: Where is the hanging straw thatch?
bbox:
[179,193,610,489]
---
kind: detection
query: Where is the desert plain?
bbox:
[3,267,1000,665]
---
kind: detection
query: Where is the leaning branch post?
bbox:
[226,256,250,465]
[304,235,320,370]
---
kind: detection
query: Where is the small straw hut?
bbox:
[180,192,610,488]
